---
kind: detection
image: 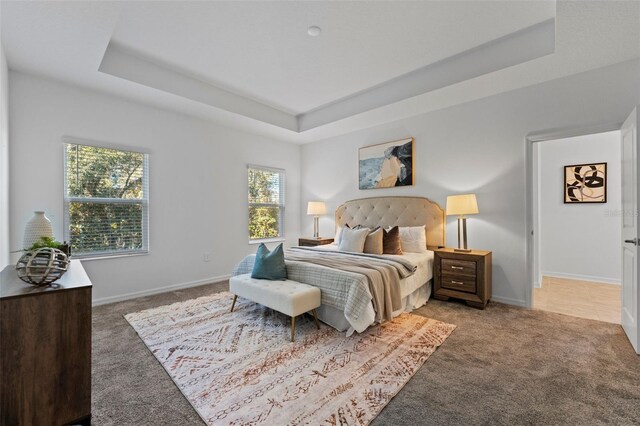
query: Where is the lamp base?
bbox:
[313,216,320,239]
[456,217,472,252]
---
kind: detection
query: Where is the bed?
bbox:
[232,196,445,334]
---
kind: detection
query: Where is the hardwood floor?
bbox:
[533,276,621,324]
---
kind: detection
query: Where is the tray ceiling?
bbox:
[1,1,638,143]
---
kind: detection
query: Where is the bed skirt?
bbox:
[316,280,432,333]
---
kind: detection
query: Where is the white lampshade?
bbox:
[307,201,327,216]
[446,194,479,216]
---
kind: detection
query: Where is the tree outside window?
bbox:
[64,142,149,257]
[248,166,285,240]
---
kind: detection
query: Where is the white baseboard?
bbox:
[491,295,527,307]
[540,271,620,286]
[92,274,231,306]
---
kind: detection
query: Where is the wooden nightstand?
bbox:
[298,237,334,247]
[433,248,492,309]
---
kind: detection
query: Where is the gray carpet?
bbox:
[92,281,640,425]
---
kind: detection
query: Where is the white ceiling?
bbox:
[1,1,639,144]
[109,1,555,114]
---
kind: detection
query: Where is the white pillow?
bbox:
[338,226,370,253]
[398,225,427,253]
[334,226,343,244]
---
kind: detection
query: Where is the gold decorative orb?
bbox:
[16,248,69,286]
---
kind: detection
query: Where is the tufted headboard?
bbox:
[335,196,445,248]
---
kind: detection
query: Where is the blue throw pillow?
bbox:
[251,243,287,280]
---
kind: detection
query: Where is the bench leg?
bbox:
[291,316,295,342]
[311,309,320,330]
[230,295,237,312]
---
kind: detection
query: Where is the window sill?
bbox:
[73,251,149,261]
[248,238,286,245]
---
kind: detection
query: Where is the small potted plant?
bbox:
[24,236,71,257]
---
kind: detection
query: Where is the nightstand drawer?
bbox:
[298,237,334,247]
[441,258,476,277]
[441,275,477,293]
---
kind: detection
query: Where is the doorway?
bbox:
[532,131,622,323]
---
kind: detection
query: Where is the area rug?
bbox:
[124,291,456,425]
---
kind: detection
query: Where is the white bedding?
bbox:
[311,243,434,292]
[393,250,434,298]
[311,243,434,333]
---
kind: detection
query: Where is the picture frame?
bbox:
[564,162,607,203]
[358,138,414,190]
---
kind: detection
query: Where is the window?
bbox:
[64,141,149,257]
[248,165,285,241]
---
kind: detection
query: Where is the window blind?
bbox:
[64,142,149,257]
[247,165,285,240]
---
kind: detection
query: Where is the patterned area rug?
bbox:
[124,291,456,425]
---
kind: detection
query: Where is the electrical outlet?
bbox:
[203,252,211,262]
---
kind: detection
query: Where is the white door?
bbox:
[621,107,639,354]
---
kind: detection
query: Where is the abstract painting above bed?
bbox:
[359,137,414,189]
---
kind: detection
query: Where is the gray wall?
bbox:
[0,44,8,269]
[9,72,301,303]
[537,131,621,285]
[301,59,640,306]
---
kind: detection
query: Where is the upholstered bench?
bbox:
[229,274,321,342]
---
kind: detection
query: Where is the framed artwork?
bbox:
[359,138,414,190]
[564,162,607,203]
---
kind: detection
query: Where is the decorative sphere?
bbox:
[16,248,69,286]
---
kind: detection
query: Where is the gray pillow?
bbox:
[338,226,370,253]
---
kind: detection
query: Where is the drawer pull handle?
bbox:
[451,280,464,285]
[451,266,464,270]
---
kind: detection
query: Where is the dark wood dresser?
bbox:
[433,248,492,309]
[298,237,334,247]
[1,260,92,426]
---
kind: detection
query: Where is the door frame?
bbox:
[524,122,623,308]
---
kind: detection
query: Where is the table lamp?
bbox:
[307,201,326,239]
[446,194,479,252]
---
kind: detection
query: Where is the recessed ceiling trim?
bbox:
[297,18,556,132]
[99,42,299,132]
[99,19,554,134]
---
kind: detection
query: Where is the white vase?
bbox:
[23,211,54,249]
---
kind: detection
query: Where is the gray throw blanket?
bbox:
[285,247,415,322]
